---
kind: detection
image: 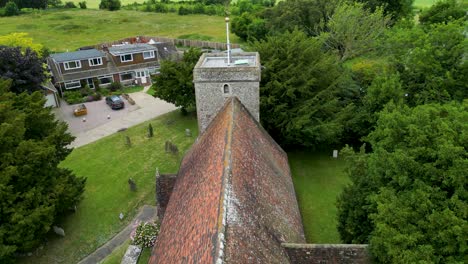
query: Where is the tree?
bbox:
[356,0,414,20]
[252,30,358,148]
[99,0,120,10]
[419,0,466,25]
[4,1,19,16]
[152,48,202,113]
[47,0,62,7]
[0,33,44,56]
[324,2,391,61]
[337,101,467,262]
[14,0,48,9]
[0,46,46,94]
[382,22,467,105]
[0,79,86,263]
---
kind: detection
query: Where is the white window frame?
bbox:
[136,71,146,78]
[119,72,134,81]
[98,75,114,85]
[120,54,133,62]
[143,50,155,59]
[64,80,81,89]
[64,60,81,70]
[88,57,103,66]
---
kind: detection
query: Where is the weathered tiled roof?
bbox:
[150,97,305,264]
[108,43,155,55]
[50,49,105,63]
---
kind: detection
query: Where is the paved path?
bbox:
[70,92,177,148]
[78,205,157,264]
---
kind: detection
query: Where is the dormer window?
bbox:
[120,54,133,62]
[223,84,230,94]
[64,60,81,70]
[89,57,103,66]
[143,50,155,59]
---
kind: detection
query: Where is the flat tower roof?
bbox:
[198,52,258,68]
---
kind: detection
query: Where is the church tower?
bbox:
[193,51,261,133]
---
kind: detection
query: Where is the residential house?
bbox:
[47,42,177,95]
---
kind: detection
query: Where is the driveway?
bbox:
[53,91,177,148]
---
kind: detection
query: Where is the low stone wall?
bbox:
[156,174,178,220]
[282,243,370,264]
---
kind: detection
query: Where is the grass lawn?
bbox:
[122,85,144,94]
[414,0,437,9]
[18,110,198,264]
[99,239,131,264]
[288,151,349,243]
[146,85,156,96]
[0,9,238,52]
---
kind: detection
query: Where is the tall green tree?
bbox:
[0,46,46,94]
[252,30,358,148]
[0,79,86,263]
[356,0,414,20]
[152,48,202,113]
[324,2,391,61]
[337,101,467,262]
[419,0,466,25]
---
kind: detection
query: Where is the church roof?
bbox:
[149,97,305,264]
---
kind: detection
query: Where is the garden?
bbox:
[62,82,143,104]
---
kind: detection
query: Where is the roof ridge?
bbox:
[215,97,236,264]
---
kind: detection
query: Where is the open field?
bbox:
[414,0,438,8]
[0,9,238,52]
[18,110,198,264]
[71,0,145,9]
[289,151,349,243]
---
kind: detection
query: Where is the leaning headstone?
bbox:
[185,129,192,137]
[128,178,137,191]
[169,142,178,155]
[119,212,124,220]
[126,136,132,147]
[333,150,338,158]
[121,245,142,264]
[53,226,65,237]
[164,141,170,153]
[148,124,154,138]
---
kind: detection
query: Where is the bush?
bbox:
[108,81,123,92]
[178,6,190,15]
[64,1,76,8]
[63,90,84,104]
[4,1,19,16]
[48,0,62,7]
[99,0,120,11]
[132,222,160,248]
[78,1,86,9]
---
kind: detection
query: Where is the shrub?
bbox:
[132,222,160,248]
[108,82,123,92]
[78,1,86,9]
[99,0,121,11]
[4,1,19,16]
[48,0,63,8]
[178,6,190,15]
[63,90,84,104]
[64,1,76,8]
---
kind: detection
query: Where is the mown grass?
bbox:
[0,9,238,52]
[414,0,437,9]
[289,151,349,243]
[18,110,198,264]
[99,239,131,264]
[71,0,145,9]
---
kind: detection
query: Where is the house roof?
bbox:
[108,43,155,56]
[149,97,305,264]
[50,49,105,63]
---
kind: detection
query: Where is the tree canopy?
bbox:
[337,101,467,262]
[0,79,86,263]
[0,46,46,94]
[152,48,202,113]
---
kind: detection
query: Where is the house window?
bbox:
[98,75,113,84]
[223,84,230,94]
[89,57,103,66]
[64,80,81,89]
[136,71,146,78]
[120,54,133,62]
[120,72,133,81]
[64,60,81,70]
[143,51,155,59]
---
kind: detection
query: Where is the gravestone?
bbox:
[126,136,132,147]
[165,141,178,154]
[185,129,192,137]
[119,212,124,220]
[128,178,137,191]
[53,226,65,237]
[121,245,142,264]
[333,150,338,158]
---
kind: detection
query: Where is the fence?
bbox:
[87,36,240,50]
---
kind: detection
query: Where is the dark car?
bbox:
[106,95,124,110]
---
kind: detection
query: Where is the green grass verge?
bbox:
[0,9,238,52]
[289,151,349,243]
[146,86,156,96]
[18,110,198,264]
[122,85,144,94]
[99,239,131,264]
[137,248,152,264]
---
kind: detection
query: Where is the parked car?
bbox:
[73,104,87,116]
[106,95,124,110]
